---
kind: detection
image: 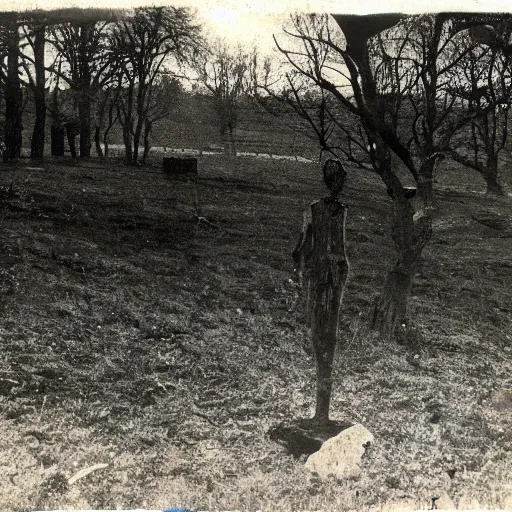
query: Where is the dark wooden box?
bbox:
[51,125,65,156]
[162,156,198,177]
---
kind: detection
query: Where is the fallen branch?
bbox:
[192,409,227,427]
[246,453,271,464]
[194,215,253,237]
[195,214,221,229]
[168,203,253,237]
[68,463,109,485]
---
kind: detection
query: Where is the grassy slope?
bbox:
[18,92,318,159]
[0,155,511,511]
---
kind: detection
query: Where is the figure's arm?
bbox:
[292,225,313,289]
[292,221,314,265]
[291,203,316,286]
[292,232,304,271]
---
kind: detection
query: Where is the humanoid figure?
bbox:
[292,159,350,422]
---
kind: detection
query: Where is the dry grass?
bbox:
[0,154,511,511]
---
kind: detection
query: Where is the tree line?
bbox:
[1,9,511,340]
[0,6,256,165]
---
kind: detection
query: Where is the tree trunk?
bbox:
[118,102,133,163]
[94,125,103,157]
[30,25,46,160]
[133,120,143,165]
[77,24,92,159]
[4,19,23,162]
[66,123,78,159]
[103,99,117,158]
[78,92,91,158]
[119,83,134,164]
[484,157,505,195]
[371,195,431,339]
[142,119,152,163]
[302,198,349,423]
[123,122,132,163]
[94,93,107,158]
[103,123,113,158]
[371,266,414,340]
[131,87,148,165]
[418,155,441,208]
[417,176,434,208]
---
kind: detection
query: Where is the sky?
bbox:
[0,0,511,55]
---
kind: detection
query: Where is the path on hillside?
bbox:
[18,145,315,163]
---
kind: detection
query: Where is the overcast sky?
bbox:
[0,0,511,55]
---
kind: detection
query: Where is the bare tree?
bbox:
[195,40,254,155]
[19,19,47,160]
[141,75,182,163]
[272,12,511,338]
[93,85,119,157]
[47,12,116,158]
[448,26,512,195]
[110,6,201,165]
[0,13,23,162]
[0,8,120,161]
[254,51,372,166]
[0,29,6,148]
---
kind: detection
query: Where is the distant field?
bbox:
[18,92,319,159]
[0,153,511,510]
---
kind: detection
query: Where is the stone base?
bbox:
[268,418,353,458]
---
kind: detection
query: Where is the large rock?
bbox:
[268,418,352,458]
[501,493,512,510]
[305,423,373,479]
[434,491,456,510]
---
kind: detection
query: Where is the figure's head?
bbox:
[323,159,347,197]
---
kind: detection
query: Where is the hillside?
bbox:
[0,153,511,510]
[15,92,318,159]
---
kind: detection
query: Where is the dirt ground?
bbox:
[0,154,511,511]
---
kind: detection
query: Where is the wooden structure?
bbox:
[162,156,198,177]
[51,125,65,156]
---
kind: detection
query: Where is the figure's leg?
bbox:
[310,287,339,423]
[312,338,336,423]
